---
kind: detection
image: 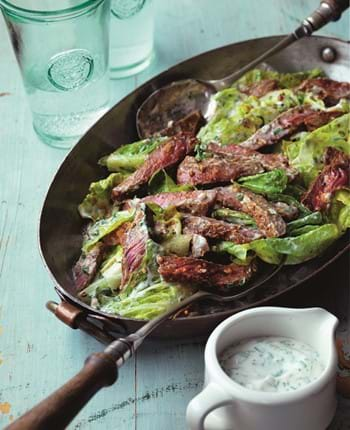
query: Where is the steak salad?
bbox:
[74,69,350,320]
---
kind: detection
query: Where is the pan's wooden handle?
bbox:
[6,352,118,430]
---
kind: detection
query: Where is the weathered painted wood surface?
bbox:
[0,0,349,428]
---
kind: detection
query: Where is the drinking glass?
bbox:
[0,0,111,148]
[110,0,154,78]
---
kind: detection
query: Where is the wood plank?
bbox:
[134,339,204,430]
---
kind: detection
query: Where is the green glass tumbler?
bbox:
[0,0,111,148]
[110,0,155,78]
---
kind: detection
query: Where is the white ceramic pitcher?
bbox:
[186,307,339,430]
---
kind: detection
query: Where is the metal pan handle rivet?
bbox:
[321,46,337,62]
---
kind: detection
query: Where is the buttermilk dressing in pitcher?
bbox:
[220,336,325,392]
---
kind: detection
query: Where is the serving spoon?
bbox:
[137,0,349,139]
[7,261,284,430]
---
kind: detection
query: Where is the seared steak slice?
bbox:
[121,210,148,290]
[239,79,279,97]
[302,147,350,212]
[216,185,286,237]
[157,255,254,288]
[207,143,298,180]
[112,132,197,201]
[158,111,204,137]
[303,110,346,132]
[136,189,217,215]
[177,155,264,186]
[298,78,350,106]
[103,222,131,246]
[73,243,105,291]
[239,106,343,150]
[182,214,262,243]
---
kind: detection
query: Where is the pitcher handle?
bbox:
[186,383,233,430]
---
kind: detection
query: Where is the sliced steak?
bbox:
[298,78,350,106]
[177,155,264,186]
[103,222,131,246]
[182,214,262,244]
[158,110,204,137]
[134,189,217,216]
[239,106,343,151]
[216,185,286,237]
[157,255,254,288]
[239,79,279,97]
[73,243,105,291]
[112,132,197,201]
[302,147,350,212]
[303,110,346,132]
[121,210,148,290]
[207,143,298,180]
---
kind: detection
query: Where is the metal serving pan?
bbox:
[39,35,350,340]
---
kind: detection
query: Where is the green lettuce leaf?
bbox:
[212,208,257,227]
[284,184,306,200]
[79,263,122,301]
[238,169,288,196]
[99,137,165,172]
[329,190,350,233]
[210,87,246,121]
[148,170,193,194]
[234,68,324,90]
[161,234,192,257]
[99,282,193,320]
[78,173,128,221]
[288,225,321,237]
[215,223,339,265]
[198,89,302,146]
[100,245,123,272]
[83,210,134,252]
[147,204,182,238]
[268,193,311,217]
[147,204,191,256]
[283,112,350,185]
[286,212,323,234]
[79,278,114,304]
[299,91,326,110]
[78,246,124,302]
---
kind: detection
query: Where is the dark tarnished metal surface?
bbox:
[39,35,350,339]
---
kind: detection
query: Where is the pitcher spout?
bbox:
[304,307,339,336]
[296,307,339,371]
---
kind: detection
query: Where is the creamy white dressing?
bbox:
[219,336,324,393]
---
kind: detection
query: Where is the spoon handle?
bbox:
[213,34,296,90]
[215,0,349,89]
[295,0,349,38]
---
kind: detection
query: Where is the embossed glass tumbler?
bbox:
[110,0,154,78]
[0,0,111,148]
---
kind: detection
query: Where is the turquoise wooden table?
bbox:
[0,1,349,428]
